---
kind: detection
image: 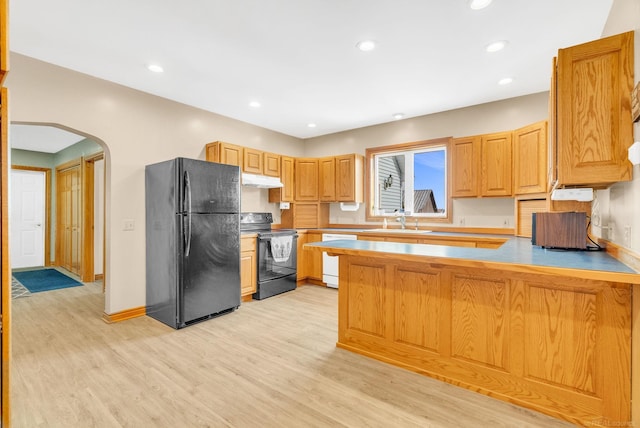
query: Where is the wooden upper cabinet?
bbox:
[335,154,364,202]
[269,156,295,203]
[319,157,336,202]
[243,147,263,174]
[263,152,281,177]
[206,141,243,167]
[0,0,7,86]
[451,136,480,197]
[481,132,512,197]
[294,158,319,201]
[556,31,634,187]
[513,121,548,195]
[549,57,558,187]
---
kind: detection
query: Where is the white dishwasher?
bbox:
[322,233,357,288]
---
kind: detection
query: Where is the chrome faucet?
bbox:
[396,213,406,229]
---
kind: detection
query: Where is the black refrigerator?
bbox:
[145,157,241,329]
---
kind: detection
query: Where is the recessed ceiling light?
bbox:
[147,64,164,73]
[469,0,492,10]
[485,40,508,53]
[393,113,404,120]
[249,101,261,108]
[307,123,317,128]
[498,77,513,85]
[356,40,376,52]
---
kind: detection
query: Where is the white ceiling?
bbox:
[9,0,613,141]
[10,124,86,153]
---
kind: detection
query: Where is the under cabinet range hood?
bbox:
[241,172,283,188]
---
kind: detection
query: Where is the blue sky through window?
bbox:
[414,150,445,209]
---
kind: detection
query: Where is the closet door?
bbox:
[56,162,81,275]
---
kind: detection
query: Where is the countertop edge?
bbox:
[306,240,640,285]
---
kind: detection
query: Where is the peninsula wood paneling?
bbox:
[346,261,386,338]
[393,267,442,353]
[451,275,508,371]
[525,284,597,393]
[333,253,632,426]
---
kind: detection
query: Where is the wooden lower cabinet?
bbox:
[337,254,631,426]
[240,235,257,299]
[294,231,323,285]
[304,232,323,282]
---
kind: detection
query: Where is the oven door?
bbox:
[257,233,297,283]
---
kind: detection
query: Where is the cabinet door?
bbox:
[205,141,243,167]
[295,158,319,201]
[263,152,281,177]
[319,157,336,202]
[268,156,294,203]
[296,232,308,279]
[557,31,634,186]
[336,154,364,202]
[305,232,323,281]
[514,121,548,195]
[481,132,512,197]
[451,136,480,197]
[281,156,295,202]
[549,57,558,188]
[0,0,7,86]
[240,236,256,296]
[243,147,263,174]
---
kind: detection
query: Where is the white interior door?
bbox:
[10,169,45,268]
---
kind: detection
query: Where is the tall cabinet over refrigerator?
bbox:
[145,157,241,329]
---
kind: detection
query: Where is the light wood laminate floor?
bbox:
[11,282,575,427]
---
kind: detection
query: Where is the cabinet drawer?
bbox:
[241,235,256,252]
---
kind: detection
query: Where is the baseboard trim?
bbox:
[102,306,146,323]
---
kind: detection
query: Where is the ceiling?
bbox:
[9,0,613,143]
[10,124,86,153]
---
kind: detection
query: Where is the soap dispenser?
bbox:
[382,218,388,229]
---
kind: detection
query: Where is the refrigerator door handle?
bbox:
[184,171,192,257]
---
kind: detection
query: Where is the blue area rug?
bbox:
[12,269,83,293]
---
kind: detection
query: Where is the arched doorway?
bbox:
[9,122,109,296]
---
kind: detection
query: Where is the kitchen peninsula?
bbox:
[306,235,640,427]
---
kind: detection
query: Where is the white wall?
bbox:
[94,158,104,276]
[5,53,304,314]
[305,92,550,227]
[593,0,640,252]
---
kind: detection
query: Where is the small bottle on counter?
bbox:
[382,218,388,229]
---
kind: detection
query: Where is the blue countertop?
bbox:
[305,232,640,284]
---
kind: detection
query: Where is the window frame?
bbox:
[365,137,452,223]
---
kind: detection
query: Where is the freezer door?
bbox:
[179,158,240,214]
[180,213,240,325]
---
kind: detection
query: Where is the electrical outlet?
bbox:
[459,217,465,226]
[624,225,631,247]
[503,218,509,227]
[123,219,135,231]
